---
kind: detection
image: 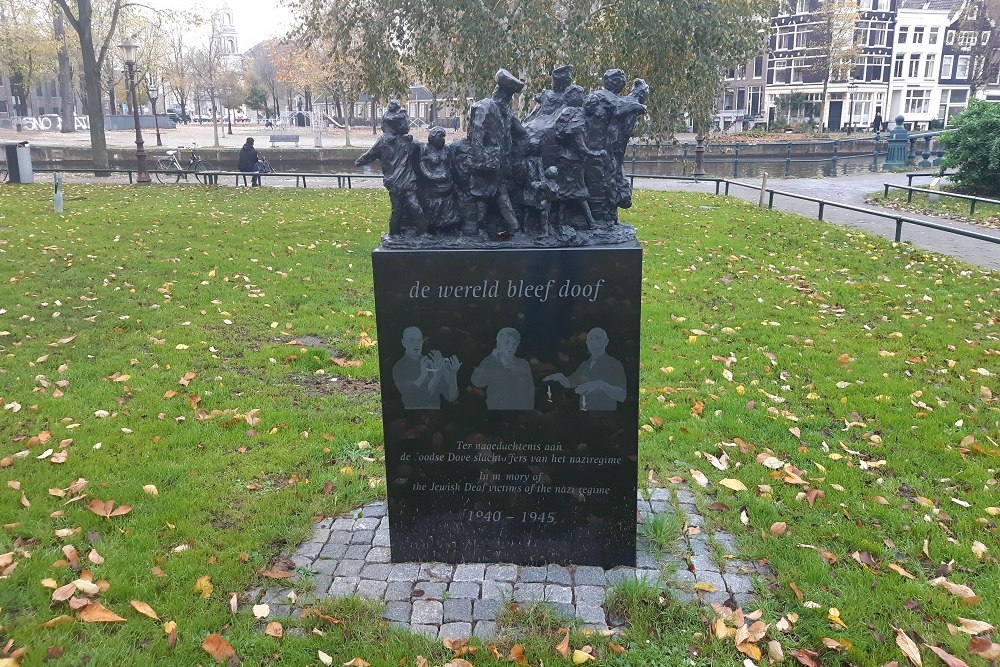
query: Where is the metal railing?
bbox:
[883,183,1000,218]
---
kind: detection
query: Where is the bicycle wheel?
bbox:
[194,160,216,184]
[154,157,181,183]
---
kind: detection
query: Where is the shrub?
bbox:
[941,99,1000,196]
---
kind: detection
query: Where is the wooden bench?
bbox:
[269,134,300,147]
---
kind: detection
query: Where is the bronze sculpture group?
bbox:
[357,65,649,247]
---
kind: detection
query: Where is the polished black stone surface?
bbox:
[373,244,641,567]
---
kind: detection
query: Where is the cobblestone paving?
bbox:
[252,487,762,640]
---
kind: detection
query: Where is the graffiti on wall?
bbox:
[3,116,91,131]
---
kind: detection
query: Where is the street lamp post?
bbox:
[148,77,162,147]
[119,39,150,184]
[847,77,858,135]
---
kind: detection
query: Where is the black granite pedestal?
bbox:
[372,243,641,567]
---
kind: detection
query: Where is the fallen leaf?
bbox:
[969,636,1000,660]
[694,581,717,592]
[887,563,917,580]
[555,627,571,658]
[789,648,820,667]
[52,583,76,602]
[768,640,785,662]
[608,641,626,654]
[930,577,977,600]
[827,607,847,629]
[895,628,922,666]
[770,522,788,537]
[343,659,371,667]
[572,649,595,664]
[143,485,159,496]
[77,603,126,623]
[691,469,709,487]
[202,633,236,663]
[265,621,283,639]
[130,600,159,620]
[508,643,528,665]
[957,618,994,634]
[925,645,968,667]
[38,614,74,628]
[252,604,270,619]
[87,549,104,565]
[193,575,213,598]
[719,478,748,492]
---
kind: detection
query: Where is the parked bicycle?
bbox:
[154,144,216,184]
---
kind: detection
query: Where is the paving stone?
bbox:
[448,581,480,599]
[724,573,755,594]
[549,602,577,619]
[713,532,739,555]
[410,624,438,638]
[605,568,636,584]
[691,554,720,574]
[574,585,605,606]
[688,536,713,558]
[328,576,359,596]
[636,551,657,569]
[411,599,443,625]
[360,563,392,580]
[485,564,517,581]
[703,588,731,605]
[326,531,352,546]
[365,547,392,564]
[636,569,661,582]
[332,518,355,531]
[453,564,485,581]
[319,542,348,560]
[675,488,696,505]
[574,566,606,586]
[373,531,391,547]
[313,558,340,575]
[345,544,371,560]
[672,588,698,604]
[384,581,413,601]
[519,566,547,582]
[439,622,472,640]
[383,601,411,623]
[270,604,291,617]
[672,569,696,587]
[443,599,473,623]
[544,585,572,603]
[513,583,545,602]
[473,621,496,639]
[649,488,670,501]
[481,581,512,600]
[419,563,455,582]
[695,570,726,594]
[732,591,759,609]
[298,542,324,559]
[412,582,447,600]
[575,605,606,624]
[312,575,333,597]
[355,517,380,531]
[686,512,705,527]
[546,565,572,585]
[361,502,387,518]
[261,588,291,605]
[378,517,389,528]
[650,500,670,514]
[473,599,502,621]
[316,517,335,530]
[350,530,375,544]
[291,554,315,569]
[356,579,388,600]
[335,559,365,577]
[388,563,420,582]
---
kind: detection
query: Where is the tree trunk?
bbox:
[80,35,110,171]
[344,99,352,147]
[210,89,220,146]
[227,108,233,134]
[55,15,75,133]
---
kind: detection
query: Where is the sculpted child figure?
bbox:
[418,126,460,231]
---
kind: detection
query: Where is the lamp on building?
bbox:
[148,76,162,147]
[847,77,859,135]
[119,38,150,184]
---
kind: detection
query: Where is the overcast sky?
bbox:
[149,0,295,49]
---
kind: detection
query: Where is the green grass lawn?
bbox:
[867,187,1000,230]
[1,184,997,667]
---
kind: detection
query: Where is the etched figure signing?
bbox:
[471,327,535,410]
[392,326,461,409]
[544,327,626,411]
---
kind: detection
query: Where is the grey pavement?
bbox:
[251,489,764,640]
[634,170,999,271]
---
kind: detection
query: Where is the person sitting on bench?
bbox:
[238,137,261,186]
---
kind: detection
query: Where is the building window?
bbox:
[956,55,971,79]
[754,57,764,78]
[929,27,940,44]
[946,30,955,45]
[791,58,807,83]
[795,0,810,12]
[942,54,954,78]
[967,5,978,19]
[748,86,763,115]
[913,27,925,43]
[864,21,889,46]
[904,89,930,114]
[894,53,905,77]
[958,31,975,47]
[857,55,889,81]
[982,31,991,44]
[939,88,970,120]
[924,54,936,78]
[898,26,909,43]
[908,54,921,77]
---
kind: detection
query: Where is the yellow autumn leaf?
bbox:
[719,478,748,492]
[694,581,717,592]
[194,575,213,598]
[572,649,595,664]
[827,607,848,629]
[130,600,160,620]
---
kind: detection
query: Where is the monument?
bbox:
[370,66,646,567]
